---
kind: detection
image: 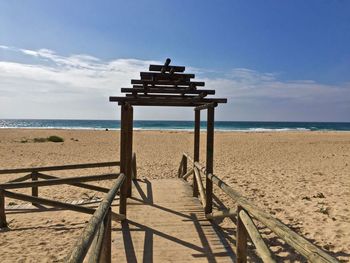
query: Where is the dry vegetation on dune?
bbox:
[0,129,349,262]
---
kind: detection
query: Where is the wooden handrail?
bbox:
[0,161,120,174]
[66,173,126,263]
[239,209,275,263]
[182,153,339,263]
[0,173,120,189]
[193,167,206,208]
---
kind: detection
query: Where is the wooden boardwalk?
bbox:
[112,178,235,262]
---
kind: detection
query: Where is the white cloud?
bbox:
[0,45,349,121]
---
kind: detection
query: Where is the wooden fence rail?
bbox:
[179,153,339,263]
[66,173,126,263]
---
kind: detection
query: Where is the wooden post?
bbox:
[119,104,128,216]
[100,208,112,263]
[31,171,38,205]
[182,154,187,177]
[205,106,214,214]
[132,153,137,180]
[126,106,133,198]
[193,109,200,197]
[236,205,248,263]
[0,189,6,228]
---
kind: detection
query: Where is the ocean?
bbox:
[1,119,350,131]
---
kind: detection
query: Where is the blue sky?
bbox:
[0,0,349,121]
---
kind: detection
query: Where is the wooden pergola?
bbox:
[109,58,227,216]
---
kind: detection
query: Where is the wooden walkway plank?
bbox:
[112,178,235,262]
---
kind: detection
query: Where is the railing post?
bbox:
[205,106,214,214]
[100,208,112,263]
[236,205,248,263]
[182,154,187,177]
[132,153,137,180]
[31,171,38,205]
[126,106,133,198]
[193,109,200,197]
[0,189,7,228]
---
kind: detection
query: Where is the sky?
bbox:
[0,0,349,122]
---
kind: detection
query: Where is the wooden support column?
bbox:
[126,106,133,198]
[205,106,214,214]
[119,104,128,216]
[0,189,6,228]
[31,171,38,205]
[193,109,200,197]
[236,205,248,263]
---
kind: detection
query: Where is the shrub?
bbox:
[47,135,64,143]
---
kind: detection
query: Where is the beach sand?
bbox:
[0,129,349,262]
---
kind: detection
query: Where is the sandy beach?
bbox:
[0,129,349,262]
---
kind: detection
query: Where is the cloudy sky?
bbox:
[1,1,349,121]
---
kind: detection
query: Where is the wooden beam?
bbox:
[193,110,200,197]
[37,173,110,193]
[131,79,205,87]
[119,104,128,216]
[182,168,194,180]
[0,161,120,175]
[132,153,137,180]
[66,173,125,262]
[194,168,206,208]
[194,102,217,111]
[239,209,276,263]
[126,106,133,198]
[122,87,215,95]
[31,171,38,205]
[3,190,95,215]
[7,173,32,183]
[205,106,214,214]
[0,173,119,189]
[206,208,236,220]
[161,58,171,73]
[149,64,185,73]
[140,72,194,81]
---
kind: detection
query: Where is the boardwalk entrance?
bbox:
[113,178,235,262]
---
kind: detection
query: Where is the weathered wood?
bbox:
[193,110,200,197]
[239,209,276,263]
[182,168,194,180]
[206,208,236,220]
[0,189,6,228]
[31,171,38,205]
[194,102,218,111]
[0,173,120,189]
[140,72,194,81]
[7,173,32,183]
[131,79,205,87]
[37,173,110,193]
[132,153,137,180]
[237,205,248,263]
[0,161,120,175]
[126,106,134,198]
[161,58,171,73]
[100,208,112,263]
[182,154,187,177]
[66,173,125,263]
[89,223,105,263]
[205,106,214,214]
[125,86,215,95]
[119,104,128,216]
[3,190,95,215]
[149,64,185,73]
[194,168,206,208]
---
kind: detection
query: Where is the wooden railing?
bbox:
[0,161,120,228]
[66,173,125,263]
[179,153,339,263]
